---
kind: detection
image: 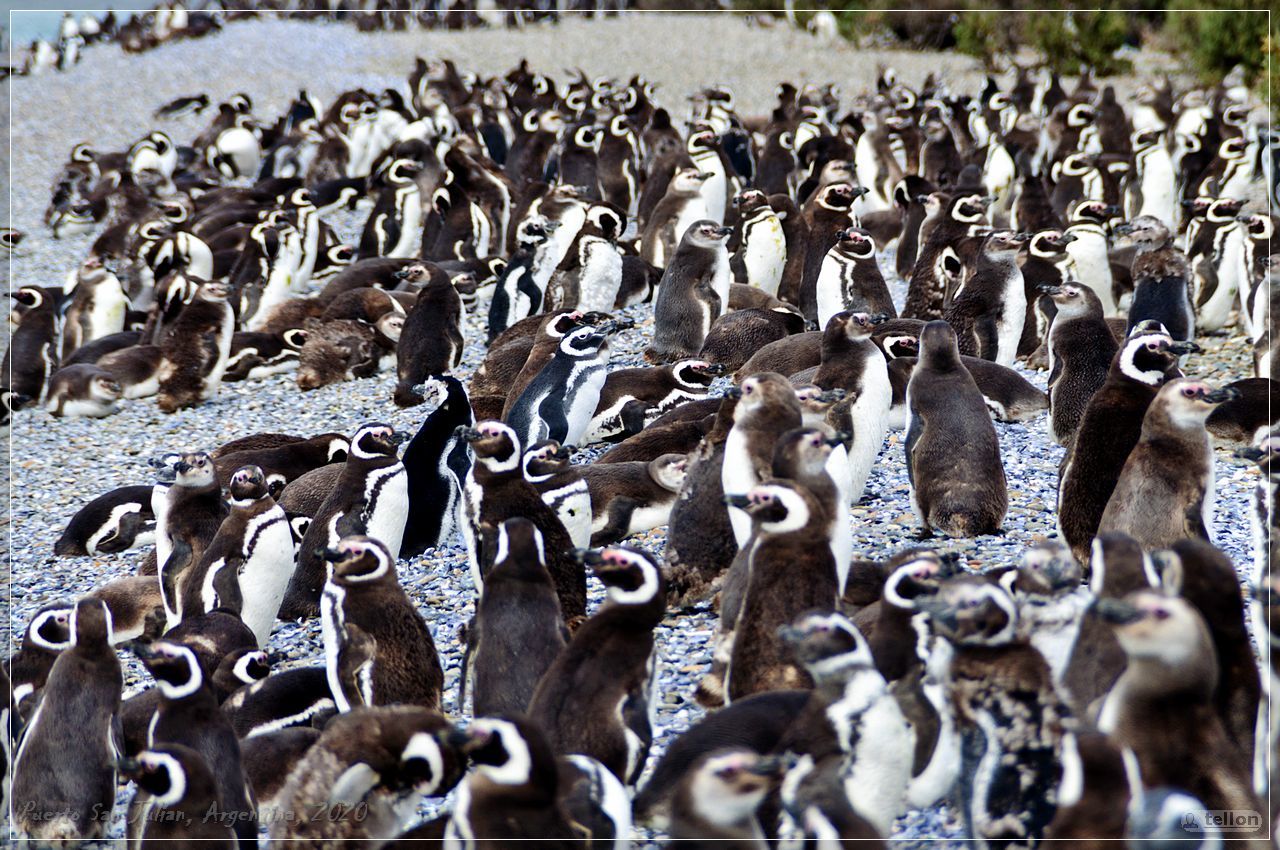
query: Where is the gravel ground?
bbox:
[3,13,1261,847]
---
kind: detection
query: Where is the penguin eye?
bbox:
[1151,607,1170,620]
[1146,342,1160,351]
[1182,387,1199,398]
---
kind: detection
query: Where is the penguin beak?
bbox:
[173,461,192,474]
[748,755,788,777]
[393,268,410,280]
[446,727,474,749]
[723,494,753,509]
[938,551,965,577]
[715,226,733,238]
[851,186,871,199]
[1093,598,1143,625]
[321,546,345,563]
[1203,387,1241,405]
[1113,223,1135,235]
[828,432,851,447]
[411,382,430,395]
[571,548,604,567]
[1037,285,1064,296]
[1167,341,1200,355]
[915,597,959,631]
[555,445,574,460]
[1059,233,1078,244]
[723,386,742,400]
[1102,205,1122,217]
[1235,446,1266,462]
[456,426,483,441]
[868,313,890,325]
[389,430,411,446]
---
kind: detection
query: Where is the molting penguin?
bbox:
[721,372,803,547]
[1119,216,1195,341]
[906,321,1007,537]
[156,278,235,413]
[666,749,785,848]
[646,221,733,363]
[943,229,1027,367]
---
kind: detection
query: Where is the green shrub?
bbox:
[1163,3,1271,85]
[1024,10,1133,75]
[952,10,1010,69]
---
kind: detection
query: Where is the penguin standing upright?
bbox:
[119,744,236,848]
[459,421,584,622]
[401,375,474,557]
[797,183,865,321]
[393,265,465,407]
[488,216,558,342]
[506,321,616,449]
[464,518,565,717]
[906,321,1007,537]
[641,169,712,270]
[282,423,409,619]
[1120,216,1195,341]
[944,230,1027,367]
[154,451,227,626]
[528,546,665,786]
[814,227,896,329]
[11,598,121,845]
[320,535,444,709]
[358,158,424,260]
[722,373,803,547]
[647,221,733,363]
[1057,325,1194,563]
[598,114,640,216]
[731,189,787,296]
[1099,379,1239,549]
[1044,282,1119,447]
[2,286,61,407]
[156,279,235,413]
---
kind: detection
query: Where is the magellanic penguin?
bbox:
[641,168,712,270]
[906,321,1007,537]
[814,227,896,330]
[944,229,1028,368]
[444,715,631,849]
[522,439,592,550]
[3,285,62,407]
[392,264,465,407]
[1003,539,1091,684]
[458,421,584,623]
[153,451,226,616]
[527,546,665,786]
[155,278,235,413]
[320,535,444,710]
[666,749,786,849]
[281,422,409,619]
[119,744,236,848]
[463,518,566,717]
[401,374,474,557]
[722,373,803,547]
[1094,590,1266,832]
[646,221,733,363]
[585,359,721,445]
[11,598,121,845]
[268,706,466,846]
[724,481,839,701]
[1043,282,1119,447]
[1056,325,1194,564]
[54,483,156,556]
[731,189,787,296]
[1098,379,1239,550]
[505,321,617,450]
[1118,216,1195,341]
[6,602,74,716]
[582,453,689,546]
[919,575,1068,850]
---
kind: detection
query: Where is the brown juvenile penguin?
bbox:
[156,279,234,413]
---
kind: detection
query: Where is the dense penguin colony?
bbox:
[4,13,1280,848]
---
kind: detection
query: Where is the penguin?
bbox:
[153,451,227,617]
[598,114,641,216]
[1061,533,1153,715]
[487,216,559,342]
[641,168,711,270]
[918,575,1068,850]
[44,363,123,418]
[281,422,409,619]
[814,226,896,330]
[6,602,73,716]
[1205,377,1279,446]
[444,715,631,849]
[496,311,597,421]
[527,546,664,786]
[223,329,306,381]
[156,278,235,413]
[904,192,991,320]
[177,465,294,647]
[393,266,465,407]
[700,305,806,373]
[358,158,424,260]
[1057,325,1195,563]
[119,744,236,848]
[1061,200,1120,316]
[585,359,721,444]
[463,518,566,717]
[401,375,474,557]
[730,189,787,296]
[269,706,466,846]
[55,484,156,556]
[797,183,865,320]
[545,206,625,314]
[1094,590,1266,828]
[1003,540,1091,683]
[582,453,688,546]
[724,481,839,701]
[1044,282,1119,447]
[458,422,584,622]
[906,321,1007,537]
[646,221,733,363]
[1098,379,1239,550]
[666,749,784,849]
[320,535,444,709]
[211,432,351,496]
[11,598,122,845]
[2,286,61,406]
[522,440,592,549]
[722,372,803,547]
[1118,216,1195,341]
[61,258,129,357]
[944,229,1028,367]
[813,311,894,505]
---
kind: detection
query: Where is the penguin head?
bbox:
[1014,539,1082,596]
[917,575,1018,647]
[132,640,203,699]
[836,227,876,259]
[410,376,452,414]
[172,452,216,488]
[951,193,991,224]
[494,518,547,570]
[88,369,124,403]
[461,421,520,470]
[1039,281,1102,320]
[1029,229,1075,257]
[1117,328,1190,386]
[732,189,768,213]
[1206,197,1246,222]
[686,126,719,154]
[816,182,866,210]
[580,546,663,606]
[559,323,611,358]
[451,717,545,786]
[323,535,393,585]
[393,262,435,286]
[516,215,556,248]
[219,648,271,691]
[1156,379,1241,428]
[228,465,269,505]
[731,372,799,420]
[778,610,873,677]
[649,453,690,493]
[1097,590,1215,678]
[1112,215,1170,250]
[982,229,1027,258]
[1239,214,1273,240]
[683,749,787,827]
[195,279,230,303]
[26,602,75,651]
[773,427,838,479]
[350,422,407,459]
[829,311,887,342]
[883,549,959,611]
[117,747,195,808]
[729,482,813,536]
[397,722,466,798]
[521,440,571,480]
[672,359,724,388]
[794,384,846,421]
[671,167,711,194]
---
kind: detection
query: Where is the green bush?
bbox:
[1024,10,1133,75]
[1164,3,1271,86]
[952,11,1010,69]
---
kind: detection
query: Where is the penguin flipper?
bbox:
[591,497,638,547]
[619,400,651,437]
[335,505,366,540]
[974,315,1000,361]
[160,538,194,619]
